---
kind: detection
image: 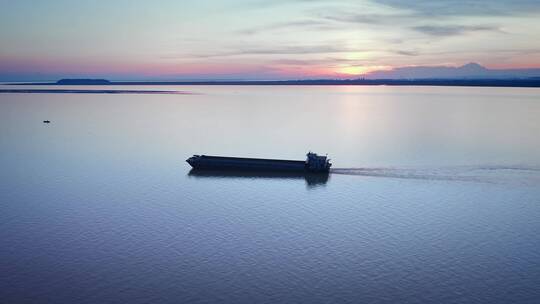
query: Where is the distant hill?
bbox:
[11,78,540,88]
[56,79,111,85]
[364,63,540,79]
[10,71,540,88]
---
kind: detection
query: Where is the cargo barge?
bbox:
[186,152,331,173]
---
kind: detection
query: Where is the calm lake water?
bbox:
[1,85,540,303]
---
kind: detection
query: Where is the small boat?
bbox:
[43,120,51,123]
[186,152,331,173]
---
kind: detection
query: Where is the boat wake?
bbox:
[330,165,540,185]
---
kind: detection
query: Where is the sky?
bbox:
[1,0,539,81]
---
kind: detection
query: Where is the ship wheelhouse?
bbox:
[305,152,331,172]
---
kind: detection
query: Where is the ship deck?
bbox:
[196,155,305,165]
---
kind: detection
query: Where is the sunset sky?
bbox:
[1,0,539,80]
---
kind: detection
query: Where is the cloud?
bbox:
[394,50,419,56]
[271,57,371,66]
[187,45,358,58]
[374,0,540,16]
[239,0,340,9]
[237,20,335,35]
[179,45,421,61]
[271,59,323,66]
[318,0,540,29]
[412,25,499,36]
[323,13,392,24]
[318,6,504,41]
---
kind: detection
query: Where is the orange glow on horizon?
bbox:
[337,65,393,76]
[2,54,539,80]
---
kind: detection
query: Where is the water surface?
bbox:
[1,85,539,303]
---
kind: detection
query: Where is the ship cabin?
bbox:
[305,152,331,172]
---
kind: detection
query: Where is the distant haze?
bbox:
[364,63,540,79]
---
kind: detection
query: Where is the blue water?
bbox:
[1,85,540,303]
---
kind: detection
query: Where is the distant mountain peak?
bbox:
[460,62,486,70]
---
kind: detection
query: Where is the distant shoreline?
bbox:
[0,89,188,94]
[8,79,540,88]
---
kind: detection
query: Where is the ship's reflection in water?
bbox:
[188,169,329,189]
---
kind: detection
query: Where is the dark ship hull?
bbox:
[186,152,331,173]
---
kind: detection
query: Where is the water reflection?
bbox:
[188,169,329,188]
